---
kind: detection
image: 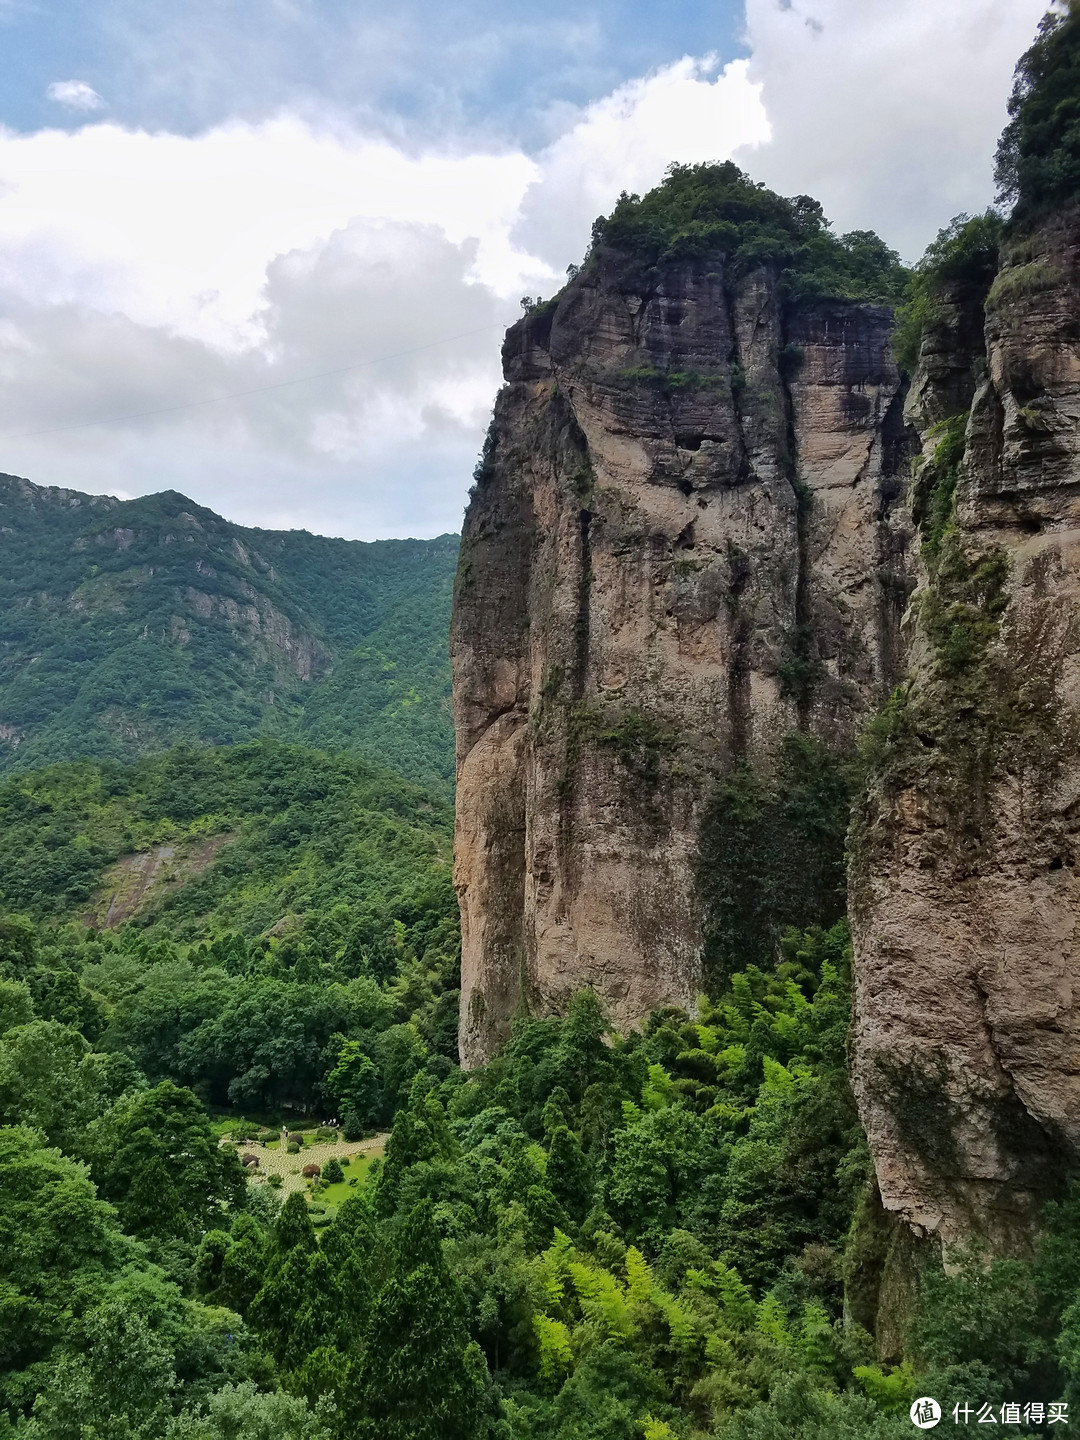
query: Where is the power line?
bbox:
[0,321,506,441]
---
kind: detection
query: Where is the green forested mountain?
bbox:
[0,475,458,794]
[8,813,1080,1438]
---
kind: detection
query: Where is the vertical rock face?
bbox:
[452,248,912,1067]
[852,208,1080,1248]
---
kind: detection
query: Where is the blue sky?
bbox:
[0,0,1051,539]
[0,0,745,139]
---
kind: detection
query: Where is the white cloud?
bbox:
[0,117,539,346]
[516,56,769,266]
[736,0,1048,260]
[0,55,766,536]
[46,80,105,112]
[0,219,515,537]
[0,4,1056,537]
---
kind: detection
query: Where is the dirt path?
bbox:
[237,1133,388,1201]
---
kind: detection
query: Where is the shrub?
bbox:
[892,212,1003,372]
[985,260,1062,310]
[287,1142,300,1154]
[589,161,907,304]
[322,1156,344,1185]
[315,1127,336,1140]
[287,1132,305,1146]
[268,1174,283,1189]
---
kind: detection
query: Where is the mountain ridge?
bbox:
[0,473,459,794]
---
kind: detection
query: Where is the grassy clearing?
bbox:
[239,1134,386,1203]
[313,1147,384,1212]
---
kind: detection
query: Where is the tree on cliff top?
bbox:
[588,161,908,304]
[996,2,1080,222]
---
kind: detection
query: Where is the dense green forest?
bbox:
[0,476,457,795]
[995,0,1080,223]
[6,831,1080,1437]
[0,743,461,1112]
[1,724,1077,1436]
[589,161,909,305]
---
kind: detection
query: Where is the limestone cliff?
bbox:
[852,207,1080,1250]
[453,241,912,1066]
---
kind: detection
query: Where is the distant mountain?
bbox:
[0,475,458,794]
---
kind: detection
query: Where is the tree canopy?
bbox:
[589,162,909,304]
[996,2,1080,223]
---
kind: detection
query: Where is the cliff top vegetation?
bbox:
[889,1,1080,372]
[891,211,1004,372]
[997,0,1080,225]
[588,161,909,305]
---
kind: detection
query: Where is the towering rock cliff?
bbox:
[852,206,1080,1252]
[453,27,1080,1291]
[452,174,913,1066]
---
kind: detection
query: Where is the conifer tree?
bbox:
[274,1190,318,1254]
[541,1085,573,1135]
[290,1247,340,1367]
[292,1343,349,1414]
[351,1198,492,1440]
[557,990,611,1100]
[546,1124,593,1223]
[321,1193,380,1334]
[248,1193,317,1366]
[219,1212,267,1314]
[374,1074,458,1217]
[122,1156,192,1242]
[194,1229,230,1300]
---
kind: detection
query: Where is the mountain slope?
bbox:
[0,739,461,1108]
[0,739,454,942]
[0,475,458,793]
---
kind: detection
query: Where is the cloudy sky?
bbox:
[0,0,1050,539]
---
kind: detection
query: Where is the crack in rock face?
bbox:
[851,209,1080,1252]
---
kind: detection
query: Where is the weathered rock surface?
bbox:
[852,208,1080,1249]
[453,249,913,1066]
